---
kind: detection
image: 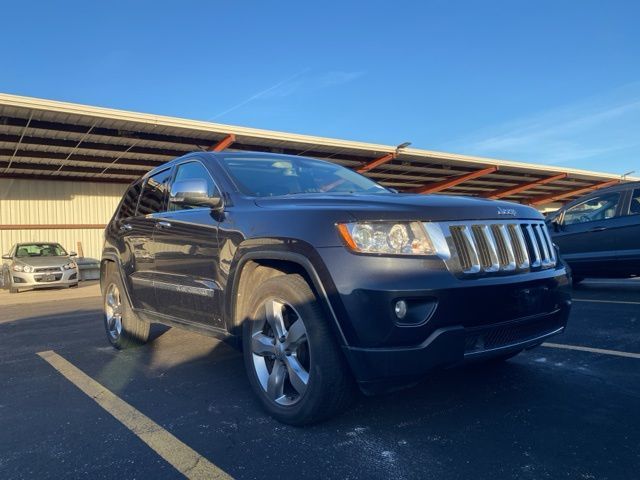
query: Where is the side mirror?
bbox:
[2,254,11,260]
[69,251,78,257]
[170,179,223,209]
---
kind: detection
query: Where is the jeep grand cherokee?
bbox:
[101,152,572,424]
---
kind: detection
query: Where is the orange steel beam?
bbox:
[529,179,620,206]
[411,166,498,194]
[483,173,567,200]
[356,152,396,173]
[208,134,236,152]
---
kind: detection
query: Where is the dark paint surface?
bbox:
[103,152,571,384]
[549,181,640,278]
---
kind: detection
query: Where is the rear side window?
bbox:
[563,192,621,225]
[629,188,640,215]
[117,182,142,219]
[137,169,172,216]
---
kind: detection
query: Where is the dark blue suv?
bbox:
[101,152,571,424]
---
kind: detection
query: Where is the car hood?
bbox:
[14,256,72,268]
[254,193,542,222]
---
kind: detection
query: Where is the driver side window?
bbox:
[563,192,621,226]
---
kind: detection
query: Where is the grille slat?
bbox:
[533,224,552,267]
[507,224,530,269]
[450,225,481,274]
[491,224,516,271]
[446,221,555,275]
[471,225,500,272]
[522,224,542,268]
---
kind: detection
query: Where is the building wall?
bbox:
[0,178,127,260]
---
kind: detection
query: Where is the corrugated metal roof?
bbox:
[1,93,636,206]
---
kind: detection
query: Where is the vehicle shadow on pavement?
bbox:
[4,303,639,479]
[84,332,634,479]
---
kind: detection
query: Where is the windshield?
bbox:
[15,243,67,258]
[220,156,390,197]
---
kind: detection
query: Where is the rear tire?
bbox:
[242,273,355,425]
[102,268,149,349]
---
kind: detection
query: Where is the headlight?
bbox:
[63,262,77,270]
[337,221,436,255]
[12,264,24,272]
[23,265,34,273]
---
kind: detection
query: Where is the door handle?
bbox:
[119,224,133,232]
[589,227,607,232]
[156,221,172,229]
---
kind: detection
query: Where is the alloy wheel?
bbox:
[250,298,311,406]
[104,283,123,340]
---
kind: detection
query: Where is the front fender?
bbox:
[225,238,352,346]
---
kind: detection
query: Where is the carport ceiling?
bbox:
[1,93,636,206]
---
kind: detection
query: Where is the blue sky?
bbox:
[2,1,639,175]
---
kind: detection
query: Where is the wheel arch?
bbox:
[228,251,348,347]
[100,252,135,307]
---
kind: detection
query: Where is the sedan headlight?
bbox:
[12,264,24,272]
[337,221,436,255]
[63,262,77,270]
[23,265,35,273]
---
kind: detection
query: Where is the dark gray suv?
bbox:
[102,152,572,424]
[547,181,640,284]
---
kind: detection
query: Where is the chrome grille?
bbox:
[443,221,556,275]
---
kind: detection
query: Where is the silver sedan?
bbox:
[1,242,79,293]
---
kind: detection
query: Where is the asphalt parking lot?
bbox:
[1,280,639,479]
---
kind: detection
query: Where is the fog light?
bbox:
[394,300,408,320]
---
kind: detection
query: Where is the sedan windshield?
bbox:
[15,243,67,258]
[220,156,390,197]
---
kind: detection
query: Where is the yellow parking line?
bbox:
[37,350,232,480]
[542,342,640,360]
[573,298,640,305]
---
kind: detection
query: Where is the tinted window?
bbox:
[220,156,389,197]
[563,192,621,225]
[169,162,218,211]
[118,181,142,219]
[629,188,640,215]
[137,169,172,215]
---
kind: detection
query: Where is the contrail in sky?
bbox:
[210,68,310,120]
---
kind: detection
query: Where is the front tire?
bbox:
[242,274,355,425]
[102,269,149,349]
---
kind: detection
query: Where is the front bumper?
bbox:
[345,308,568,393]
[315,247,572,390]
[11,268,79,290]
